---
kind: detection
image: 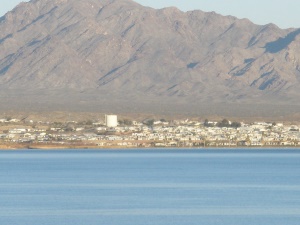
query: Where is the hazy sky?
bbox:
[1,0,300,29]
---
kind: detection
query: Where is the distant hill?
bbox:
[0,0,300,117]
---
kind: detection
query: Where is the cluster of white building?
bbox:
[1,116,300,148]
[93,121,300,147]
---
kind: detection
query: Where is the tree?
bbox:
[216,119,241,128]
[204,119,214,127]
[144,119,154,127]
[231,122,241,128]
[123,119,133,126]
[204,119,209,127]
[63,122,75,132]
[118,119,133,126]
[217,119,230,127]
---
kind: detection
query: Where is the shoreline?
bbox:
[0,144,299,151]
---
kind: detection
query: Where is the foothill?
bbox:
[0,115,300,149]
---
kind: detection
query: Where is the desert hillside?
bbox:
[0,0,300,117]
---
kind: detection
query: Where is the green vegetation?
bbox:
[217,119,241,128]
[144,119,154,127]
[118,119,133,126]
[230,121,242,128]
[204,119,241,128]
[204,119,214,127]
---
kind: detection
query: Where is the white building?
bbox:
[105,115,118,127]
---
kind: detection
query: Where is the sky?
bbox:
[1,0,300,29]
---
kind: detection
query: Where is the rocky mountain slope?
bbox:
[0,0,300,116]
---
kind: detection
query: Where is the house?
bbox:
[9,119,20,123]
[9,128,27,134]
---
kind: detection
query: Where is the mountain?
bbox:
[1,0,300,117]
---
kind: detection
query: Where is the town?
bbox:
[0,115,300,149]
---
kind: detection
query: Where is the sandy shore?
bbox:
[0,142,150,150]
[0,143,299,151]
[0,144,93,150]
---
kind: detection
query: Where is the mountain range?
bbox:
[1,0,300,118]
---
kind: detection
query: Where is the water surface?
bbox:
[0,149,300,225]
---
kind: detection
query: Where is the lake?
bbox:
[0,149,300,225]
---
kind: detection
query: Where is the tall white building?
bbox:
[105,115,118,127]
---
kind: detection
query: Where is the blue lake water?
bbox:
[0,149,300,225]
